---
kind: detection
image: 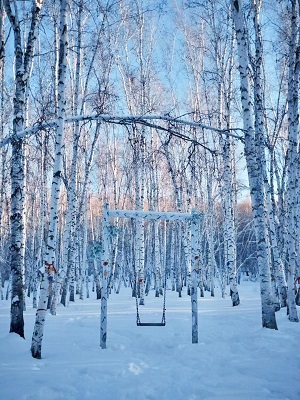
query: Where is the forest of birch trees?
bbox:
[1,0,300,358]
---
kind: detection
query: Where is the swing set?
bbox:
[100,204,201,349]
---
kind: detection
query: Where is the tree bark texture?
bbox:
[231,0,277,329]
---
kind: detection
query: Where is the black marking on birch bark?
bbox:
[233,0,239,12]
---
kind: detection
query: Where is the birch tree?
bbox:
[284,0,300,322]
[4,0,44,337]
[200,1,240,304]
[0,0,5,300]
[231,0,277,329]
[59,0,84,306]
[117,0,157,304]
[31,0,68,358]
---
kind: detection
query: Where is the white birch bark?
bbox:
[176,223,183,297]
[161,144,187,297]
[100,204,110,349]
[108,222,119,295]
[65,0,84,304]
[0,0,4,302]
[51,0,99,311]
[170,222,176,291]
[115,226,126,294]
[219,134,240,305]
[134,130,146,305]
[5,0,43,338]
[285,0,300,322]
[79,192,89,300]
[0,0,3,82]
[31,0,68,358]
[136,124,146,305]
[231,0,277,329]
[206,168,216,297]
[90,203,101,300]
[216,26,239,304]
[162,220,168,293]
[252,0,281,312]
[55,219,69,308]
[154,221,162,297]
[76,128,102,299]
[191,210,200,344]
[264,175,287,307]
[32,133,47,308]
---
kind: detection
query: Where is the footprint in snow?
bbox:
[128,362,143,375]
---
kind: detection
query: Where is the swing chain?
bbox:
[161,268,167,325]
[135,269,167,326]
[135,272,141,325]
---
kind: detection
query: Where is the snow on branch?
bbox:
[109,209,196,221]
[0,113,244,148]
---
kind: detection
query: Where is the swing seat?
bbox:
[137,322,166,327]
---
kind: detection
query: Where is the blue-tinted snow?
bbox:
[0,281,299,400]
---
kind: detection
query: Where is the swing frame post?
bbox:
[191,209,200,344]
[100,204,110,349]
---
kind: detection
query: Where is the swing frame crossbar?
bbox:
[100,204,202,349]
[108,209,192,221]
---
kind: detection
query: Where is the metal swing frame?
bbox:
[100,204,201,349]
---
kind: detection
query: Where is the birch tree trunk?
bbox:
[191,210,200,344]
[136,3,147,305]
[5,0,44,338]
[31,132,47,308]
[170,222,176,291]
[206,170,216,297]
[264,174,287,307]
[285,0,300,322]
[176,223,183,297]
[231,0,277,329]
[0,0,3,82]
[218,51,240,305]
[79,192,89,300]
[154,221,162,297]
[252,0,280,311]
[220,135,240,305]
[100,204,110,349]
[0,0,4,301]
[31,0,68,358]
[64,0,85,305]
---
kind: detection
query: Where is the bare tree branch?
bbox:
[0,113,244,148]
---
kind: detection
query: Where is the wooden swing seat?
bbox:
[137,322,166,327]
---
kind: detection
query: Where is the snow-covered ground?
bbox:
[0,282,299,400]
